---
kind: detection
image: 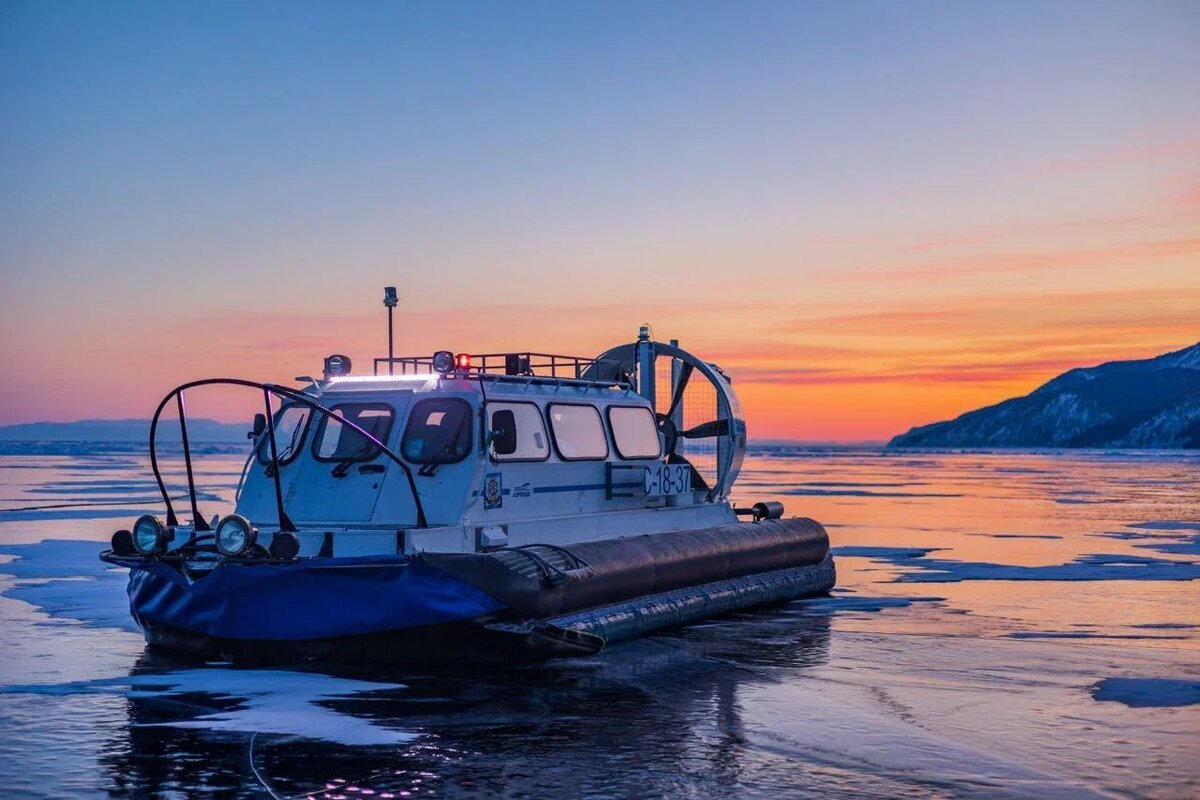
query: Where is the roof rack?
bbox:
[373,352,632,387]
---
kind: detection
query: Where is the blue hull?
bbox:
[129,556,504,642]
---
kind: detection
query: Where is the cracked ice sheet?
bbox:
[0,449,1196,798]
[0,669,414,746]
[0,539,136,632]
[739,679,1104,799]
[766,631,1200,799]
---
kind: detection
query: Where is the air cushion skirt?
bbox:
[127,518,835,663]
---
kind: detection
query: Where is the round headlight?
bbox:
[132,515,166,555]
[216,514,257,557]
[432,350,455,374]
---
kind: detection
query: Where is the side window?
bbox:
[313,403,394,462]
[608,406,662,459]
[256,405,311,465]
[402,398,473,464]
[547,403,608,460]
[488,402,550,462]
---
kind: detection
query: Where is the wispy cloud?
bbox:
[864,237,1200,282]
[1041,136,1200,176]
[733,357,1092,386]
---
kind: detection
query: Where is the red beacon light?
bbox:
[455,353,472,372]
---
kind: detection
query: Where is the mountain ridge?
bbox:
[0,418,249,443]
[888,342,1200,449]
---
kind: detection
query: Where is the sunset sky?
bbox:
[1,1,1198,441]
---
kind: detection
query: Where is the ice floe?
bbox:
[0,668,415,745]
[0,539,135,631]
[1090,677,1200,708]
[834,545,1199,582]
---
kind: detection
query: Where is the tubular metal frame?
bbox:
[148,378,428,532]
[374,352,630,387]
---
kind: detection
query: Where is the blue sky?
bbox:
[1,1,1198,437]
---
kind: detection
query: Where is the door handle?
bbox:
[358,464,386,474]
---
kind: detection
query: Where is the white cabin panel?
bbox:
[282,396,410,524]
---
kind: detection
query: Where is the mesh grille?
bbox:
[655,357,718,490]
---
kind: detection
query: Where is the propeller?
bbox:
[655,360,734,493]
[679,418,730,439]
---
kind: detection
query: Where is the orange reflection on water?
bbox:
[735,448,1200,647]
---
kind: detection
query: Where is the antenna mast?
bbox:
[383,286,399,375]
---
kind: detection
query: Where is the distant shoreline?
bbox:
[3,440,1198,458]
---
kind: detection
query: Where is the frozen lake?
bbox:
[1,447,1197,798]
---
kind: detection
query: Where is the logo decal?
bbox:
[484,472,503,509]
[511,482,533,498]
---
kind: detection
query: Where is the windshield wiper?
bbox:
[265,413,307,477]
[418,442,456,477]
[331,442,375,477]
[418,414,470,477]
[415,412,465,474]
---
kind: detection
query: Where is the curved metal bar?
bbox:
[148,394,179,527]
[262,387,295,532]
[175,392,210,531]
[148,377,428,530]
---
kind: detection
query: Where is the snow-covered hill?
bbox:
[888,342,1200,449]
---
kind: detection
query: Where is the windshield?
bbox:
[255,405,311,466]
[402,398,473,464]
[312,403,395,462]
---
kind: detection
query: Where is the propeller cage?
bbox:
[586,338,746,501]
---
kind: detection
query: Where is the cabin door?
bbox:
[284,398,411,525]
[373,396,477,527]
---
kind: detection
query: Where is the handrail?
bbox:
[474,372,631,390]
[373,351,630,386]
[148,378,428,531]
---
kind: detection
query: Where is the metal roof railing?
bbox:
[373,352,631,387]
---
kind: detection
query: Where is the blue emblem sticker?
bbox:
[484,472,503,509]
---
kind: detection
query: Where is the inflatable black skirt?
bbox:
[132,517,835,664]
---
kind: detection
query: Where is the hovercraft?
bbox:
[101,319,835,663]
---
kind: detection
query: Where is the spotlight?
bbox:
[432,350,455,374]
[215,514,257,557]
[132,515,168,556]
[323,354,352,379]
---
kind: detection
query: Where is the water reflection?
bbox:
[100,609,833,798]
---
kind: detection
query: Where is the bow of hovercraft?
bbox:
[100,325,836,664]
